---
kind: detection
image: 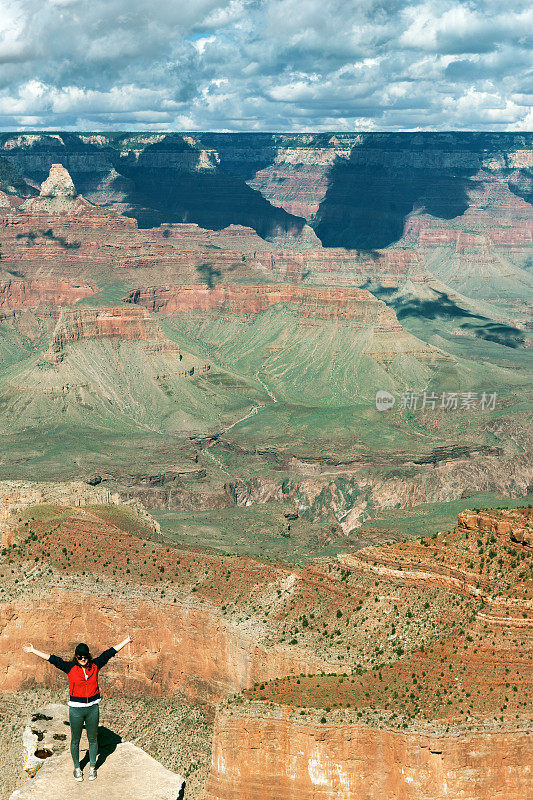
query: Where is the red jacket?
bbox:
[49,648,117,703]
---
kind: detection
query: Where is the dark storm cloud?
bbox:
[0,0,530,130]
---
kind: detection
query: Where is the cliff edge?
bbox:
[10,704,184,800]
[10,744,184,800]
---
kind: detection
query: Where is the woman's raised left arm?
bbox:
[113,635,131,653]
[94,636,131,669]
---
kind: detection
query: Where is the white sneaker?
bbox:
[88,766,97,781]
[73,768,83,781]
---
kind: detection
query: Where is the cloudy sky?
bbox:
[0,0,531,131]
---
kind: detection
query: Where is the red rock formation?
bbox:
[205,708,533,800]
[0,279,95,309]
[0,187,264,287]
[404,172,533,251]
[204,507,533,800]
[401,172,533,304]
[0,503,337,701]
[125,283,419,329]
[0,592,330,702]
[0,480,122,548]
[247,147,347,219]
[126,284,390,319]
[457,508,532,545]
[41,306,180,362]
[0,163,435,291]
[2,498,531,799]
[338,507,533,619]
[250,245,429,285]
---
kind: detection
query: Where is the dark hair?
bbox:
[73,643,92,666]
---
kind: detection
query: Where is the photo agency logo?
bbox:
[376,390,498,412]
[375,390,396,411]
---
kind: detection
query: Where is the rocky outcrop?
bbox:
[0,279,96,309]
[338,506,533,628]
[19,164,95,216]
[20,704,70,779]
[247,146,347,219]
[457,507,532,546]
[11,744,184,799]
[126,283,450,369]
[205,706,533,800]
[41,306,180,363]
[0,193,265,288]
[220,450,532,532]
[402,171,533,302]
[0,480,123,548]
[39,164,77,199]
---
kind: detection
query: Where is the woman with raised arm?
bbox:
[23,636,131,782]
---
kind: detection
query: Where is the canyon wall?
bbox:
[1,132,531,250]
[0,280,95,309]
[205,708,533,800]
[0,480,121,548]
[0,190,264,287]
[0,592,332,702]
[126,284,398,321]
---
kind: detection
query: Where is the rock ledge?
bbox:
[10,704,184,800]
[10,741,184,800]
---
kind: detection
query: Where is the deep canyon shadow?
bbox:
[313,134,481,249]
[365,281,526,348]
[117,135,306,239]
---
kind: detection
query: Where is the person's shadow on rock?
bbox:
[80,725,122,771]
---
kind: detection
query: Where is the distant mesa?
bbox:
[126,283,451,371]
[0,132,531,249]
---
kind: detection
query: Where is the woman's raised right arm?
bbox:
[23,644,50,660]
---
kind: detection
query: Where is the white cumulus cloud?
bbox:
[0,0,529,130]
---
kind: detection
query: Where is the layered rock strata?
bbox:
[0,167,265,287]
[0,591,332,702]
[0,480,121,548]
[1,499,532,799]
[125,283,450,370]
[127,283,398,319]
[205,506,533,800]
[0,280,95,309]
[41,306,180,363]
[205,708,532,800]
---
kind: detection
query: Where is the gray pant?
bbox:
[69,703,99,768]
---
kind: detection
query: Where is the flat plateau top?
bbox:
[10,742,184,800]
